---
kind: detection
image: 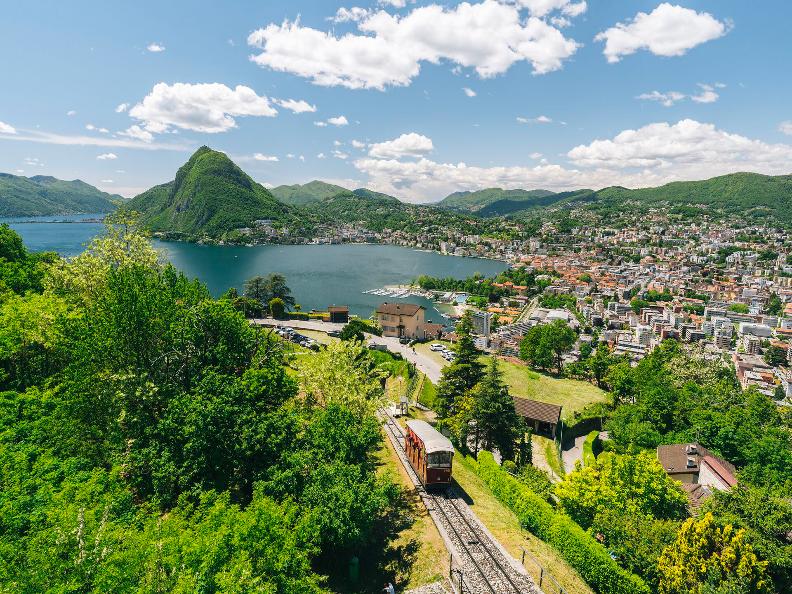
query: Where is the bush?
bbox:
[582,431,600,466]
[475,452,650,594]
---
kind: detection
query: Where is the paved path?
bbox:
[250,318,444,384]
[562,434,586,474]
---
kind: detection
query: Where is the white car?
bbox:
[430,343,444,351]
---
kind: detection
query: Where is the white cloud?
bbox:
[317,152,327,159]
[97,152,117,160]
[463,87,477,97]
[379,0,406,7]
[779,121,792,136]
[66,110,77,116]
[334,140,343,146]
[354,119,792,202]
[550,16,571,28]
[515,1,587,18]
[596,3,729,63]
[254,153,279,161]
[286,153,296,159]
[299,155,305,161]
[0,121,17,135]
[128,82,277,134]
[368,132,434,159]
[115,103,129,113]
[119,125,154,143]
[0,127,186,151]
[15,169,24,174]
[25,157,44,167]
[332,7,372,23]
[351,139,367,149]
[333,150,350,160]
[636,90,686,107]
[529,152,543,159]
[517,115,552,124]
[248,0,579,90]
[273,98,317,113]
[86,124,110,133]
[316,115,349,127]
[100,179,114,183]
[691,83,723,104]
[147,42,166,52]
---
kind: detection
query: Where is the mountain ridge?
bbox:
[0,172,122,216]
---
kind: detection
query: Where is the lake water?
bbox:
[4,216,507,319]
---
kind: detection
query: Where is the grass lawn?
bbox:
[298,329,340,345]
[495,358,609,421]
[452,456,593,594]
[374,431,449,591]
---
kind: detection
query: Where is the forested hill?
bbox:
[0,173,121,216]
[437,188,557,215]
[270,180,349,205]
[126,146,292,237]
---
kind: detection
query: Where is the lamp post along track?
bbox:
[380,411,539,594]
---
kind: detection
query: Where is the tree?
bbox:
[657,513,772,594]
[340,318,372,342]
[469,358,523,460]
[435,313,483,421]
[244,273,295,310]
[269,297,286,319]
[765,293,782,316]
[764,345,787,367]
[589,342,621,389]
[728,303,750,314]
[519,319,576,374]
[555,451,689,530]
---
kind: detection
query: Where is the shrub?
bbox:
[582,430,600,466]
[476,452,650,594]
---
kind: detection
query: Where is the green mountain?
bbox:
[535,173,792,225]
[350,188,400,203]
[437,188,556,215]
[269,180,349,206]
[126,146,291,237]
[0,173,121,216]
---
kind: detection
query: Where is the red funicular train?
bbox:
[405,420,454,488]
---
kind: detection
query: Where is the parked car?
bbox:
[429,343,444,351]
[327,330,341,338]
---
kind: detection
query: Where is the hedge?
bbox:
[475,452,650,594]
[582,430,600,467]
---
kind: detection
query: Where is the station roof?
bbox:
[406,420,454,453]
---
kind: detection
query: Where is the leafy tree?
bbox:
[630,297,650,313]
[244,273,295,310]
[469,358,523,459]
[589,342,622,389]
[340,318,373,341]
[555,451,689,530]
[764,345,787,367]
[728,303,750,314]
[270,296,286,319]
[435,312,483,421]
[765,293,782,316]
[657,513,772,594]
[519,319,576,373]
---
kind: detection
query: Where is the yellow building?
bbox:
[375,302,426,340]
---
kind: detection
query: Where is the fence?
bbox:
[521,548,567,594]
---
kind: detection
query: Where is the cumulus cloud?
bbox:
[333,150,350,160]
[100,179,114,183]
[368,132,434,159]
[115,103,129,113]
[97,152,117,160]
[517,115,552,124]
[351,139,367,149]
[332,7,372,23]
[147,42,166,52]
[273,98,317,113]
[691,82,724,104]
[463,87,477,97]
[119,125,154,143]
[595,3,729,63]
[128,82,277,134]
[254,153,279,161]
[66,110,77,116]
[86,124,110,133]
[779,121,792,136]
[379,0,406,7]
[247,0,579,90]
[0,121,17,134]
[637,83,725,107]
[353,119,792,202]
[515,0,587,18]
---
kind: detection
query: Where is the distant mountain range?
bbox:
[0,173,121,216]
[9,147,790,232]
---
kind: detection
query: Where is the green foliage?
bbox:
[270,297,286,319]
[468,358,524,460]
[728,303,750,314]
[0,173,118,216]
[519,319,577,373]
[555,451,689,530]
[764,345,787,367]
[340,318,378,341]
[765,293,783,316]
[475,452,651,594]
[435,312,484,421]
[270,180,349,205]
[244,272,295,310]
[582,430,600,466]
[437,187,557,215]
[657,513,772,594]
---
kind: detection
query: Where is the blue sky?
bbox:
[2,0,792,202]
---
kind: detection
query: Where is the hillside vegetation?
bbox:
[126,146,291,237]
[0,173,120,216]
[438,188,556,215]
[270,180,349,205]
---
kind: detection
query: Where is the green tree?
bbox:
[765,293,782,316]
[469,358,523,460]
[435,312,483,421]
[519,319,576,373]
[340,318,373,341]
[728,303,750,314]
[657,513,772,594]
[244,273,295,310]
[764,345,787,367]
[269,297,286,319]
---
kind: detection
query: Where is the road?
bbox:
[250,318,445,384]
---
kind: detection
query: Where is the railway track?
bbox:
[381,412,540,594]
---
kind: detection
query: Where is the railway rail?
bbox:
[381,412,540,594]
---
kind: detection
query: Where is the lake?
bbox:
[4,216,508,319]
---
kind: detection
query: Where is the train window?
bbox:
[427,452,452,468]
